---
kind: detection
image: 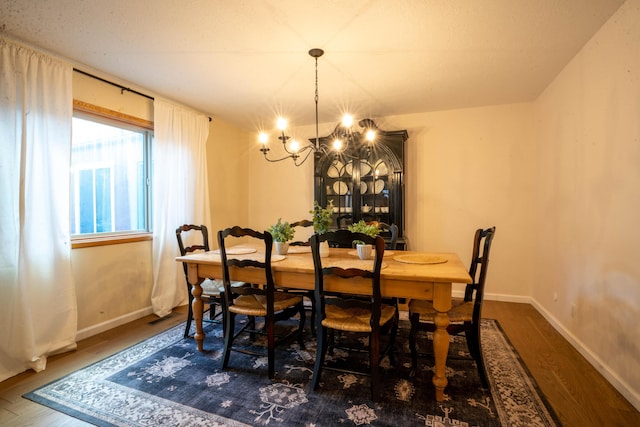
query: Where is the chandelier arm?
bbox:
[296,144,316,155]
[294,146,316,167]
[278,133,320,157]
[278,131,301,156]
[281,144,296,156]
[262,151,300,163]
[262,142,319,164]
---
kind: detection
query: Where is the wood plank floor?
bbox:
[1,301,638,426]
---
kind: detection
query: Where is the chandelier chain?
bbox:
[314,54,320,153]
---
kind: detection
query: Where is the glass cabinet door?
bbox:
[324,158,352,226]
[359,158,390,219]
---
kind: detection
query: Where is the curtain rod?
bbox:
[73,68,212,122]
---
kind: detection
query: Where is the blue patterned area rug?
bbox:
[24,318,559,426]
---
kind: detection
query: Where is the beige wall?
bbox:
[388,106,535,299]
[73,241,153,333]
[533,0,640,408]
[207,120,251,247]
[247,143,316,232]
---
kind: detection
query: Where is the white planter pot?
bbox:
[319,240,330,258]
[356,244,372,260]
[274,241,289,255]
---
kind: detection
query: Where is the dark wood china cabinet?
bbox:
[313,119,408,249]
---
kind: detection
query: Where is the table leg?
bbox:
[187,263,205,352]
[432,282,452,401]
[432,311,450,401]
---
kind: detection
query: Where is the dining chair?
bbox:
[367,221,399,250]
[310,230,398,401]
[408,226,496,388]
[322,228,357,248]
[288,219,317,336]
[176,224,225,338]
[218,226,306,379]
[290,219,314,245]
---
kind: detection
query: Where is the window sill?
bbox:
[71,232,153,249]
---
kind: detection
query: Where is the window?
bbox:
[71,106,152,239]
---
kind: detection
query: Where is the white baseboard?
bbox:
[529,297,640,412]
[75,306,154,341]
[482,293,640,412]
[483,292,531,304]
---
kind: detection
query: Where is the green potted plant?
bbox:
[310,200,334,234]
[310,200,334,257]
[348,220,380,259]
[268,218,295,255]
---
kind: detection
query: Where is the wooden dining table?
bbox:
[176,245,471,402]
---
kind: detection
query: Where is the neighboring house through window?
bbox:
[71,102,153,240]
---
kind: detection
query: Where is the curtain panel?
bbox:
[151,98,211,317]
[0,37,78,382]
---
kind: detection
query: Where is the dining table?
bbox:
[176,244,472,402]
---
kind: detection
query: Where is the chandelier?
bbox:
[258,48,377,166]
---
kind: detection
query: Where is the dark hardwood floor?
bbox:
[482,301,640,426]
[1,301,638,426]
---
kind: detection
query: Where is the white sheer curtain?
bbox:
[152,98,211,317]
[0,38,77,382]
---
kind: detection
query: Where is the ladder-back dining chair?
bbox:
[218,226,306,379]
[367,221,399,250]
[408,226,496,388]
[290,219,314,246]
[310,230,398,401]
[176,224,224,338]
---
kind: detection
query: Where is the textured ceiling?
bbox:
[0,0,624,131]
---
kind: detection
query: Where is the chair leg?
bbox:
[466,323,489,388]
[184,294,194,338]
[312,326,328,391]
[222,311,235,370]
[209,301,217,321]
[266,312,276,379]
[307,291,316,337]
[408,312,420,377]
[249,316,257,342]
[370,332,381,401]
[220,297,227,337]
[297,302,306,349]
[387,310,399,366]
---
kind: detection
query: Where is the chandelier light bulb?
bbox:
[289,139,300,152]
[259,132,269,145]
[366,129,376,142]
[332,139,343,151]
[342,114,354,128]
[276,117,287,131]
